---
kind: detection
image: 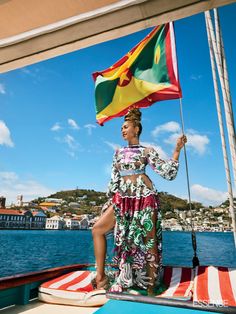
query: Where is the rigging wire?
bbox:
[205,9,236,247]
[179,98,199,268]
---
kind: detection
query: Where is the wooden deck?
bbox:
[1,300,100,314]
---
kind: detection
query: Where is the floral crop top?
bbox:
[107,145,179,196]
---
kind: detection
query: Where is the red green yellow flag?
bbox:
[92,22,182,125]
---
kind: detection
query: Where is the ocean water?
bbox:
[0,230,235,278]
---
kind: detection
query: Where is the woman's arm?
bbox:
[172,134,187,161]
[146,135,187,181]
[146,147,179,181]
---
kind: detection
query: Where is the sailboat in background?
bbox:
[0,1,236,313]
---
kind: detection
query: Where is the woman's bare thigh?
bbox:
[93,204,115,235]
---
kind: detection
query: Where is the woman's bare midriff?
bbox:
[122,174,154,190]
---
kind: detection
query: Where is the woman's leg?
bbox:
[145,209,160,295]
[92,204,115,287]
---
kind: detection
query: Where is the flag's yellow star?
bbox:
[120,70,130,85]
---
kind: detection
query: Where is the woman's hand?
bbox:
[175,134,187,152]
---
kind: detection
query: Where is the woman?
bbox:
[92,108,187,294]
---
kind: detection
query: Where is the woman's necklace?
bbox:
[128,143,140,148]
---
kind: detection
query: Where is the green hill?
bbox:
[34,188,203,215]
[49,189,106,206]
[158,191,203,213]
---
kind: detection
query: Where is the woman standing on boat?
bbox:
[92,108,187,294]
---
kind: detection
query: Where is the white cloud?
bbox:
[141,141,168,159]
[151,121,180,138]
[0,83,6,95]
[191,184,228,206]
[164,129,210,156]
[104,141,121,151]
[68,119,80,130]
[51,119,80,132]
[84,124,96,135]
[51,122,62,131]
[151,122,209,155]
[54,134,81,158]
[0,121,14,147]
[0,172,55,205]
[186,131,210,155]
[63,134,77,149]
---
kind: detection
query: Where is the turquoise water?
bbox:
[0,230,235,278]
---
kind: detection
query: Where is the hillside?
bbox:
[49,189,106,206]
[158,192,203,213]
[34,188,203,215]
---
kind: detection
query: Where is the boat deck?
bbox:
[1,300,99,314]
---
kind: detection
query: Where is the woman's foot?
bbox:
[147,287,155,296]
[109,283,123,293]
[92,275,109,290]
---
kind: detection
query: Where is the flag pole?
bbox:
[179,98,199,267]
[205,10,236,246]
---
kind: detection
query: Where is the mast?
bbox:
[205,10,236,246]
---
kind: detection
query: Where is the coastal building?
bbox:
[0,209,28,229]
[39,202,59,213]
[78,195,87,200]
[71,218,80,229]
[0,209,46,229]
[179,211,186,220]
[163,217,184,231]
[45,215,65,229]
[16,195,23,207]
[89,201,96,206]
[31,211,47,229]
[68,202,80,209]
[64,218,72,229]
[64,217,80,229]
[213,207,225,214]
[0,197,6,209]
[79,215,89,229]
[45,198,63,204]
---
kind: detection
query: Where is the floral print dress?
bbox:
[107,145,179,291]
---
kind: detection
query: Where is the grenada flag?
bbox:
[93,22,182,125]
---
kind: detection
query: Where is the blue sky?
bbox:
[0,4,235,206]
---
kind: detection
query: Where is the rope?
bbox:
[179,98,199,268]
[205,11,236,187]
[205,10,236,247]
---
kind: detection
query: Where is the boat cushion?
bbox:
[158,266,193,300]
[38,270,107,307]
[193,266,236,307]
